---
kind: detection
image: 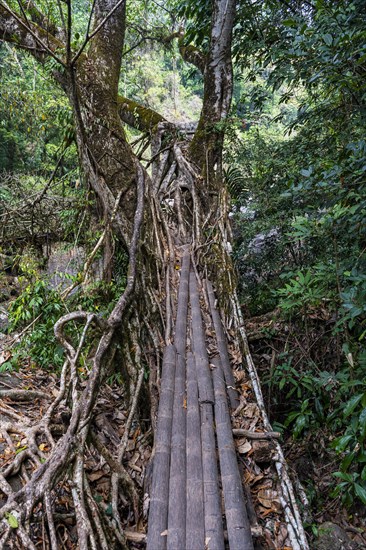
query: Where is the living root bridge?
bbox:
[147,249,253,549]
[0,126,309,549]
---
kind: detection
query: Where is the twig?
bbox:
[233,428,281,440]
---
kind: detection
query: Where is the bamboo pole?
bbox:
[212,356,253,550]
[147,345,177,550]
[175,247,190,356]
[190,270,224,548]
[166,248,190,549]
[189,271,214,404]
[230,291,309,550]
[186,352,205,549]
[201,401,225,550]
[206,280,239,410]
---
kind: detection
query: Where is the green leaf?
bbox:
[294,414,307,437]
[322,34,333,46]
[300,168,312,177]
[359,408,366,439]
[333,434,353,452]
[341,452,355,471]
[333,471,353,482]
[354,484,366,505]
[344,394,363,417]
[283,19,297,28]
[5,513,18,528]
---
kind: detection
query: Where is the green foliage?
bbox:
[0,44,75,173]
[275,269,329,316]
[5,237,127,371]
[8,278,66,370]
[230,0,366,511]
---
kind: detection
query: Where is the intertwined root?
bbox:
[0,164,148,549]
[0,310,150,549]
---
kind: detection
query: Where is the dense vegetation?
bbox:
[229,0,366,514]
[0,0,365,544]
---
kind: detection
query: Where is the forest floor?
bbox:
[0,359,291,549]
[245,311,366,550]
[0,273,365,548]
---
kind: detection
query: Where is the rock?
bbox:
[316,522,360,550]
[248,228,279,254]
[0,312,9,332]
[43,242,103,289]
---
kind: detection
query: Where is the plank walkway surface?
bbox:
[147,250,254,550]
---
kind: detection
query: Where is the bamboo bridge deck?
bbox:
[147,249,255,550]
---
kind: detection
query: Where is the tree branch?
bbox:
[178,37,206,74]
[190,0,236,177]
[0,1,66,67]
[0,2,66,66]
[117,95,167,132]
[17,0,60,38]
[164,30,206,74]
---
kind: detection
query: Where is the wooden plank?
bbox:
[206,280,239,410]
[212,356,253,550]
[166,248,190,549]
[186,352,205,549]
[189,271,214,404]
[201,401,225,550]
[147,345,177,550]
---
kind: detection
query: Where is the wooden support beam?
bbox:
[186,352,205,549]
[147,345,177,550]
[166,248,190,549]
[212,356,254,550]
[206,280,239,410]
[190,271,224,547]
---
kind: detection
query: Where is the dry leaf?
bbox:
[125,531,146,543]
[89,470,106,482]
[257,488,281,511]
[244,471,264,485]
[237,440,252,454]
[230,349,242,365]
[234,370,247,383]
[243,403,259,418]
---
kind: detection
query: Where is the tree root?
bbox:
[0,166,147,548]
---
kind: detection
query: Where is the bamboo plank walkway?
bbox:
[147,250,254,550]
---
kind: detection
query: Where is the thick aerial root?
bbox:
[0,166,147,547]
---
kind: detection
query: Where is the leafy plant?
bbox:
[8,278,66,370]
[275,269,328,317]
